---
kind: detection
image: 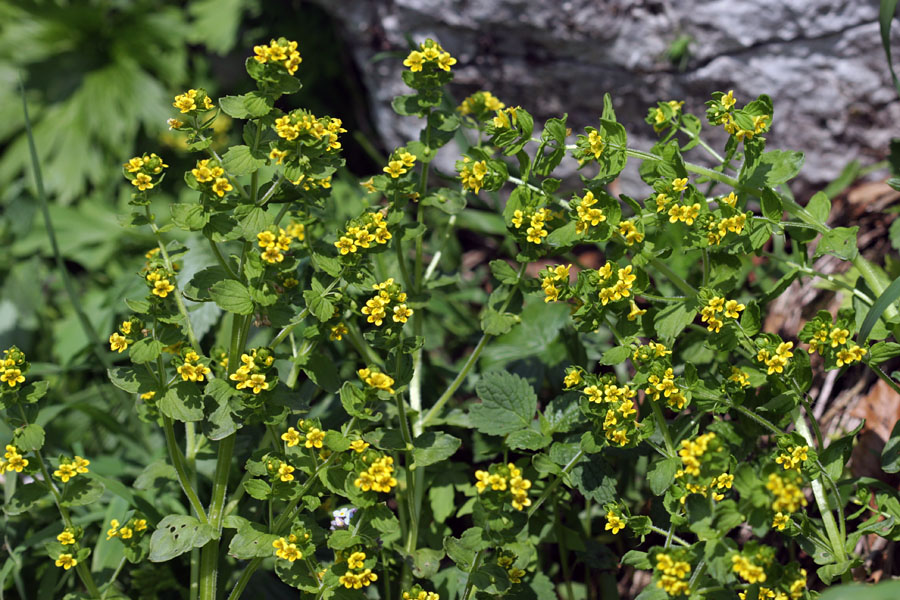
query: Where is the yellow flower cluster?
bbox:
[511,207,551,244]
[706,212,747,245]
[281,421,325,449]
[597,262,637,306]
[354,454,397,493]
[775,445,809,472]
[145,267,176,299]
[0,444,28,474]
[1,347,27,390]
[667,202,701,226]
[700,296,745,333]
[808,324,867,367]
[563,367,582,388]
[257,222,304,264]
[108,320,136,353]
[273,112,345,152]
[106,517,148,540]
[728,366,751,388]
[384,149,417,178]
[252,39,302,75]
[53,455,90,483]
[496,553,526,583]
[574,191,606,235]
[605,509,626,534]
[772,511,790,531]
[586,129,605,160]
[766,471,808,513]
[646,368,687,410]
[176,350,211,383]
[580,379,638,446]
[492,106,519,129]
[655,552,692,597]
[358,367,395,394]
[190,158,233,198]
[403,39,457,73]
[172,89,214,114]
[334,211,391,255]
[541,264,571,303]
[617,219,644,245]
[709,91,770,141]
[57,529,76,545]
[458,90,505,116]
[340,552,378,589]
[459,157,488,193]
[474,463,531,510]
[228,349,274,394]
[732,553,768,584]
[403,588,440,600]
[757,341,794,375]
[124,152,168,192]
[632,341,671,362]
[673,433,733,502]
[272,535,303,561]
[361,278,413,326]
[650,100,684,131]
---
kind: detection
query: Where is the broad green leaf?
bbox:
[819,580,900,600]
[599,345,631,366]
[490,260,520,285]
[745,150,804,187]
[760,188,783,221]
[859,276,900,343]
[883,420,900,474]
[506,428,551,451]
[412,547,444,579]
[242,479,271,501]
[412,432,461,467]
[301,352,341,393]
[807,191,831,224]
[443,527,488,570]
[61,477,105,507]
[302,288,335,322]
[481,308,518,336]
[470,371,538,436]
[159,382,204,422]
[209,279,254,315]
[654,301,696,341]
[171,203,209,231]
[569,455,616,503]
[648,457,680,496]
[868,341,900,364]
[129,338,164,364]
[429,485,455,524]
[340,382,381,421]
[107,367,157,394]
[149,515,217,562]
[6,482,47,515]
[544,393,581,434]
[820,423,862,481]
[219,95,249,118]
[226,517,279,559]
[814,227,859,261]
[221,145,265,176]
[13,423,44,451]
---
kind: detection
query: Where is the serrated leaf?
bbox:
[470,371,537,436]
[481,308,518,336]
[302,288,335,322]
[569,456,616,503]
[6,482,47,515]
[490,260,520,285]
[209,280,254,315]
[243,479,271,500]
[227,518,279,559]
[159,382,205,422]
[218,95,250,118]
[13,424,44,452]
[654,301,696,341]
[412,432,461,467]
[648,457,680,495]
[60,477,105,507]
[814,227,859,261]
[599,345,630,366]
[221,145,265,176]
[129,338,164,364]
[506,428,551,450]
[149,515,217,562]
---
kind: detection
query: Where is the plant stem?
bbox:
[162,416,208,523]
[100,556,128,600]
[648,525,691,546]
[209,240,239,280]
[460,549,485,600]
[527,449,585,518]
[649,400,676,457]
[649,257,697,296]
[554,497,575,600]
[678,126,726,163]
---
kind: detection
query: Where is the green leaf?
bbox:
[302,288,335,322]
[149,515,217,562]
[107,367,156,394]
[814,227,859,261]
[470,371,538,436]
[882,420,900,474]
[234,205,270,239]
[129,338,164,364]
[171,203,209,231]
[859,276,900,343]
[820,423,862,481]
[745,151,804,187]
[412,547,444,579]
[506,428,551,451]
[654,301,696,341]
[490,260,520,285]
[412,432,461,467]
[60,477,105,507]
[339,382,380,421]
[301,352,341,393]
[869,341,900,364]
[443,527,488,570]
[481,308,518,336]
[226,517,279,559]
[242,479,271,501]
[21,380,50,404]
[740,302,761,337]
[880,0,900,97]
[760,188,783,221]
[159,382,205,422]
[569,456,616,503]
[599,345,631,366]
[221,145,265,176]
[819,580,900,600]
[544,394,581,434]
[13,424,44,451]
[648,457,680,496]
[218,95,250,118]
[209,280,254,315]
[243,91,273,117]
[807,191,831,224]
[6,482,47,515]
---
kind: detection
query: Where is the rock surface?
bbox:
[314,0,900,194]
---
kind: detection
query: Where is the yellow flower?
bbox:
[132,173,154,191]
[73,456,90,474]
[403,50,425,72]
[273,537,302,561]
[278,462,295,482]
[57,530,76,545]
[605,510,626,534]
[173,89,198,113]
[772,512,790,531]
[348,551,366,570]
[281,427,301,447]
[54,463,78,483]
[587,129,604,159]
[383,160,408,178]
[672,178,688,192]
[1,368,26,387]
[107,519,120,539]
[305,428,325,449]
[212,177,233,198]
[392,304,413,323]
[55,554,78,570]
[350,439,370,453]
[152,279,175,298]
[627,301,646,321]
[119,526,134,540]
[721,90,736,110]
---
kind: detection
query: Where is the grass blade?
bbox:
[859,276,900,343]
[880,0,900,97]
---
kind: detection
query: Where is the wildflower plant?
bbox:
[6,33,900,600]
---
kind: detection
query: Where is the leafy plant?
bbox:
[4,33,900,600]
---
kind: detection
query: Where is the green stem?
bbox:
[649,400,676,458]
[100,556,128,600]
[460,549,485,600]
[871,364,900,396]
[647,525,690,546]
[791,407,847,563]
[198,432,235,600]
[209,240,239,280]
[554,497,575,600]
[527,449,585,518]
[678,126,726,164]
[162,416,209,523]
[649,257,697,296]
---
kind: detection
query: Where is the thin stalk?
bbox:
[649,257,697,296]
[209,240,239,280]
[871,364,900,396]
[678,126,726,164]
[648,525,690,547]
[162,416,208,523]
[198,432,235,600]
[99,556,128,600]
[527,449,585,518]
[649,400,676,457]
[554,497,575,600]
[460,549,485,600]
[701,249,710,287]
[257,174,284,207]
[394,391,418,555]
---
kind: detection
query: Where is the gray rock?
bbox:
[314,0,900,195]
